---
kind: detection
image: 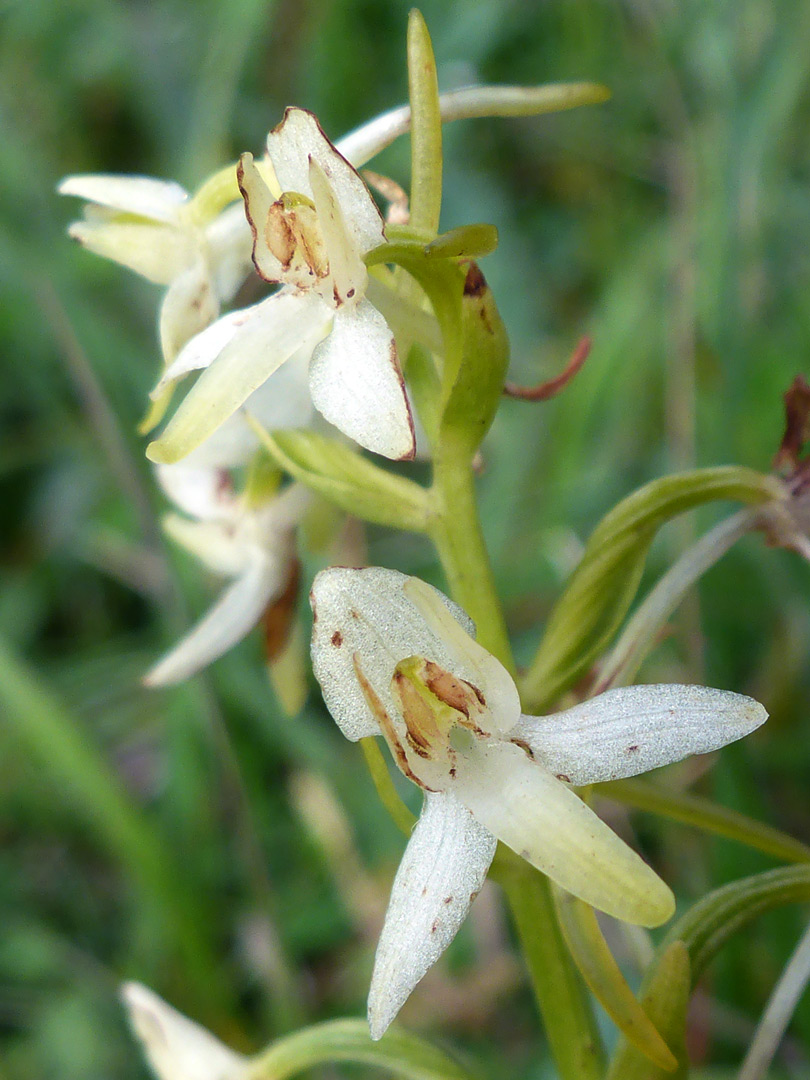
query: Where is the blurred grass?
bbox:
[1,0,810,1077]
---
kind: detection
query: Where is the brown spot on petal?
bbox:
[443,896,453,904]
[626,745,640,754]
[330,630,343,648]
[556,774,572,784]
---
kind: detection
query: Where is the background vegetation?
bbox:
[1,0,809,1076]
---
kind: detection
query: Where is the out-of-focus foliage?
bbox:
[1,0,809,1077]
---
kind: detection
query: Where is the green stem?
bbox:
[502,866,604,1080]
[429,449,513,671]
[428,441,600,1075]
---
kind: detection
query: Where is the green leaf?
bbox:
[600,778,810,866]
[407,10,442,236]
[663,865,810,981]
[0,638,221,1009]
[521,467,783,711]
[248,422,429,533]
[553,889,677,1072]
[246,1018,477,1080]
[605,942,691,1080]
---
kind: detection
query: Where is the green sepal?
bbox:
[521,466,783,711]
[248,420,429,533]
[369,241,509,459]
[437,262,510,458]
[245,1017,477,1080]
[553,889,677,1072]
[605,942,690,1080]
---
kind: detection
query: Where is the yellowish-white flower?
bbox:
[144,461,308,686]
[147,108,416,467]
[122,982,246,1080]
[58,170,253,363]
[309,566,768,1039]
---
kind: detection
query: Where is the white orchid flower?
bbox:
[122,982,246,1080]
[144,463,309,686]
[58,170,254,363]
[146,108,416,467]
[309,566,768,1039]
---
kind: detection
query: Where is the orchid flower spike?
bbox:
[58,170,253,363]
[144,462,309,686]
[310,566,768,1039]
[122,982,246,1080]
[147,108,415,467]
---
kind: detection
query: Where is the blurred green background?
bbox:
[1,0,810,1076]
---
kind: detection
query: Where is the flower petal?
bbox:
[309,300,415,460]
[148,291,331,464]
[237,152,285,283]
[121,982,246,1080]
[266,108,385,255]
[512,684,768,786]
[159,259,219,363]
[308,156,367,303]
[67,220,193,284]
[403,577,520,735]
[367,790,496,1040]
[152,303,267,399]
[204,202,254,302]
[155,463,233,521]
[161,515,248,577]
[453,740,675,926]
[144,547,286,685]
[58,175,188,222]
[310,567,474,742]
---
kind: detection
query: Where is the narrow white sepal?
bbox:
[58,175,188,221]
[453,740,675,927]
[121,981,246,1080]
[67,220,193,285]
[309,300,415,460]
[367,790,496,1040]
[513,684,769,786]
[152,304,265,399]
[144,550,284,686]
[149,290,330,463]
[310,567,473,742]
